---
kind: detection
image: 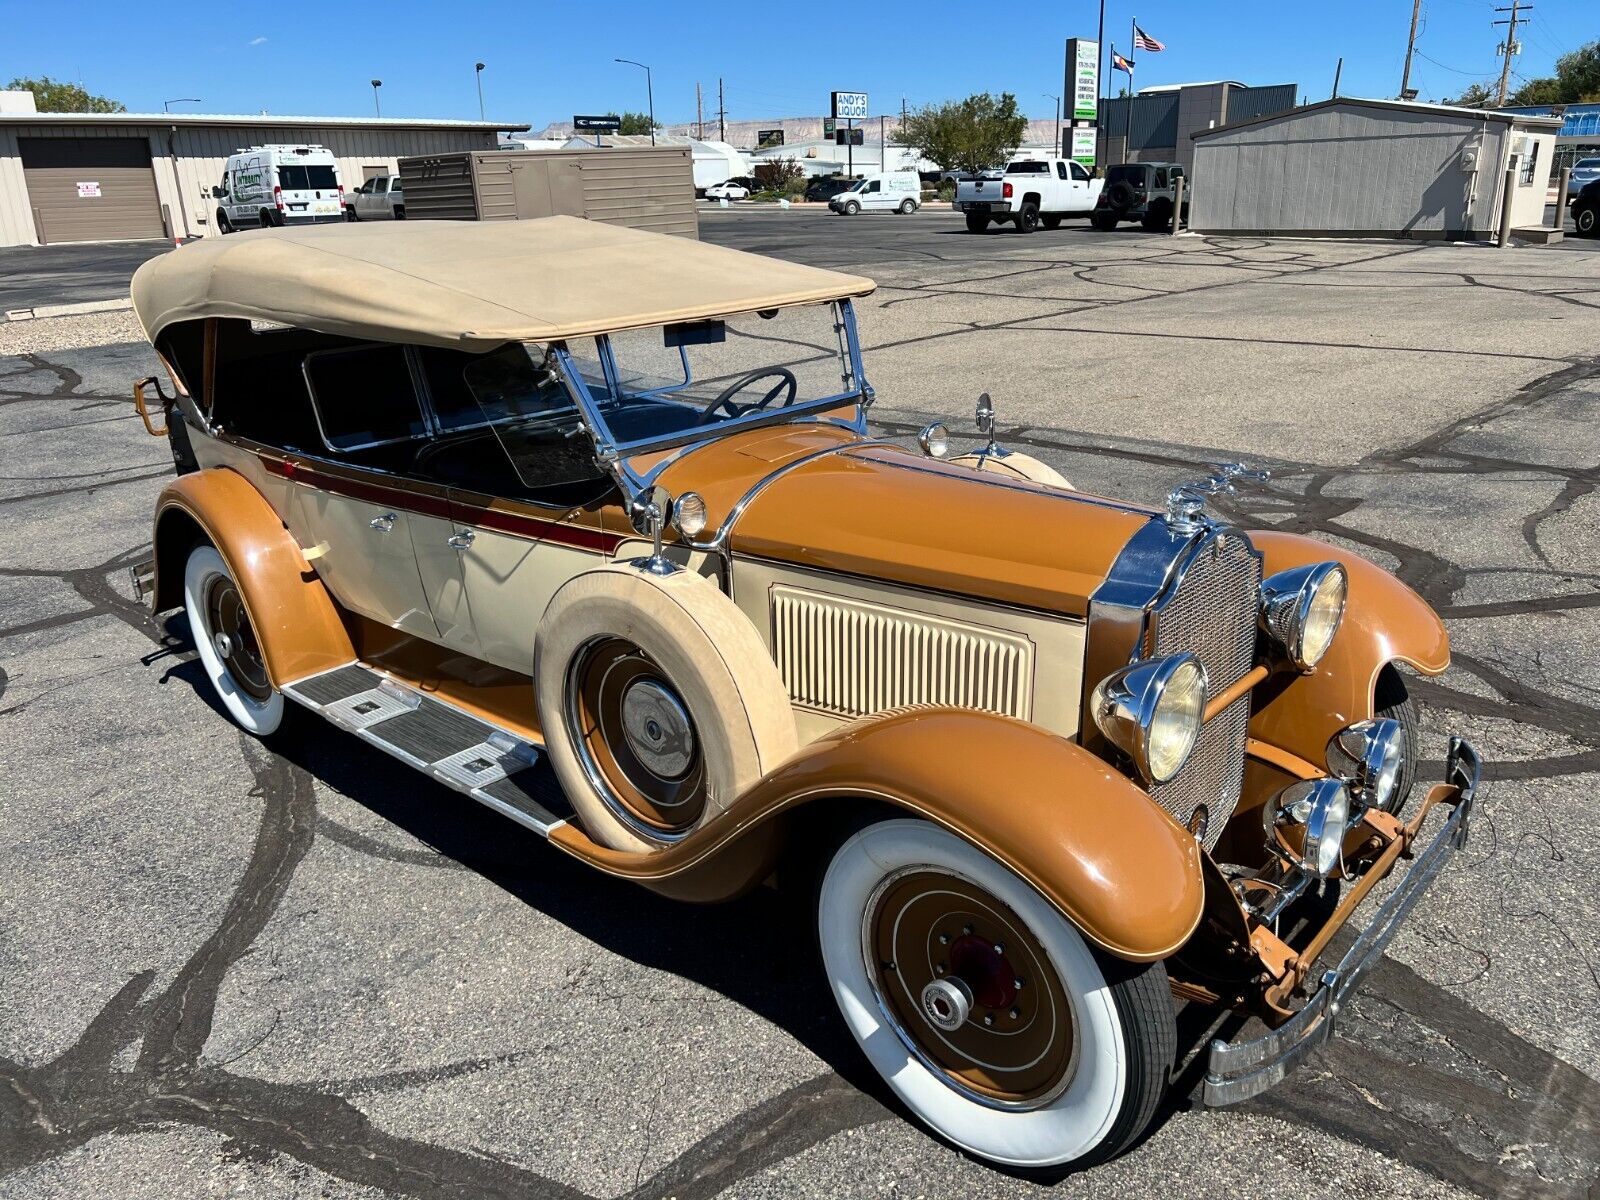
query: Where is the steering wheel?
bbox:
[698,367,798,425]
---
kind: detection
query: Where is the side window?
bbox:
[373,177,389,194]
[1070,161,1091,182]
[865,180,880,193]
[1153,168,1168,189]
[1056,161,1070,179]
[304,345,427,451]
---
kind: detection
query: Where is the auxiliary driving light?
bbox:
[917,422,950,458]
[672,490,708,538]
[1091,653,1208,784]
[1265,777,1353,878]
[1326,718,1406,814]
[1259,562,1347,671]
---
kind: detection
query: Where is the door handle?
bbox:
[447,529,475,550]
[369,512,397,533]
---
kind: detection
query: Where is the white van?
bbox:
[829,171,922,216]
[213,145,344,234]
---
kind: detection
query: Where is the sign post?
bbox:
[1063,38,1100,170]
[573,114,623,147]
[832,91,868,177]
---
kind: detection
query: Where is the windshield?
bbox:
[278,164,338,190]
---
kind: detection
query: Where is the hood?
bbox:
[660,427,1154,618]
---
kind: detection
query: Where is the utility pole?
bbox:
[1332,58,1343,99]
[1400,0,1421,98]
[717,77,725,143]
[880,114,886,170]
[1494,0,1527,107]
[696,82,703,140]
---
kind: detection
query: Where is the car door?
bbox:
[363,176,389,219]
[1065,160,1092,211]
[387,176,403,218]
[292,343,439,637]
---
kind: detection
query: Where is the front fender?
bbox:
[152,468,354,687]
[1248,530,1449,764]
[550,708,1205,962]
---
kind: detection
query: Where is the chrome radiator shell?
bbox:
[1081,520,1264,848]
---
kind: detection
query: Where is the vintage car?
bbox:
[128,217,1479,1170]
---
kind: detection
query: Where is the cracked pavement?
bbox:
[1,213,1597,1198]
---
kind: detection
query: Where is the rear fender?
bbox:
[1248,530,1449,764]
[549,707,1205,962]
[152,468,354,687]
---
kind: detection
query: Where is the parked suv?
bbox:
[1092,162,1189,232]
[804,176,857,203]
[1572,179,1599,237]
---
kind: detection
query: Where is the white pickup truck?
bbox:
[955,157,1102,233]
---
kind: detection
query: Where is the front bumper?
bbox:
[1203,737,1481,1105]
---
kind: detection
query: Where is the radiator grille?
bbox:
[771,586,1033,721]
[1149,534,1262,848]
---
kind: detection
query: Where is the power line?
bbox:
[1414,50,1494,76]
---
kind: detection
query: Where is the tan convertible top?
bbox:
[130,216,876,351]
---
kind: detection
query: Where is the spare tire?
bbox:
[535,563,797,852]
[1107,180,1137,209]
[947,451,1073,490]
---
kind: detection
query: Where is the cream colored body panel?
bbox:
[730,557,1087,746]
[290,488,439,637]
[461,528,609,674]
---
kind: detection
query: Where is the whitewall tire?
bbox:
[817,818,1173,1167]
[183,544,284,736]
[948,451,1074,490]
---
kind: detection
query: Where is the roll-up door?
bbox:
[19,137,165,243]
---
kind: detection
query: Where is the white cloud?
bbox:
[249,35,268,45]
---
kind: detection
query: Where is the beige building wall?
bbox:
[0,118,513,247]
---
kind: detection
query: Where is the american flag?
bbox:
[1133,25,1165,52]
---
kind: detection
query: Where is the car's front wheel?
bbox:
[1091,212,1118,231]
[817,818,1174,1168]
[183,543,284,736]
[1575,202,1598,237]
[843,199,860,215]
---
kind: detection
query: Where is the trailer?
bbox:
[397,144,698,237]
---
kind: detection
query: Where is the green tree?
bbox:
[1447,82,1493,107]
[5,75,125,113]
[611,110,659,135]
[752,156,804,191]
[1511,40,1600,104]
[892,92,1029,174]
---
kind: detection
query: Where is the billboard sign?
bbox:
[573,114,623,134]
[831,91,869,120]
[822,118,836,138]
[1066,38,1099,123]
[834,127,865,146]
[1070,127,1097,169]
[756,128,785,149]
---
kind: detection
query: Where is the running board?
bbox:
[282,663,573,837]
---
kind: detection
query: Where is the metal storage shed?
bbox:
[1189,98,1561,241]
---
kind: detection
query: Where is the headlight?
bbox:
[1326,717,1406,813]
[1264,777,1352,877]
[1259,562,1347,671]
[1091,652,1208,784]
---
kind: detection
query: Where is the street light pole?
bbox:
[163,98,201,113]
[614,58,655,145]
[1044,93,1060,157]
[370,79,382,118]
[475,62,485,121]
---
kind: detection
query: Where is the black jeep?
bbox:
[1092,162,1189,232]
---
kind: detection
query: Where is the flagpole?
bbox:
[1095,0,1106,166]
[1126,17,1137,156]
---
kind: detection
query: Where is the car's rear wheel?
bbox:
[965,212,990,233]
[535,564,796,852]
[393,205,406,220]
[1016,202,1040,233]
[898,198,916,214]
[183,543,284,736]
[1091,211,1118,231]
[1575,203,1598,237]
[818,818,1174,1168]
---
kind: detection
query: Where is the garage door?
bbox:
[19,137,165,243]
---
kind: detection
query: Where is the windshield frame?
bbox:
[550,297,870,497]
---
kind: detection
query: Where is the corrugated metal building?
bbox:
[1098,82,1298,174]
[1189,98,1562,240]
[0,105,528,247]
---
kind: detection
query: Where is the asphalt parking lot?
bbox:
[1,212,1598,1199]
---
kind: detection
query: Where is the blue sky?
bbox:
[2,0,1591,126]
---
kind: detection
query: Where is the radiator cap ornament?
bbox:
[1166,462,1269,533]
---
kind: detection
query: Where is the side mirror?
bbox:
[211,185,226,199]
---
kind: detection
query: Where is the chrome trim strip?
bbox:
[1202,738,1481,1105]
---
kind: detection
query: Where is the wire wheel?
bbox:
[565,637,707,840]
[865,867,1077,1107]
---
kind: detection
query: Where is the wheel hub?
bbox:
[920,977,973,1031]
[620,679,695,779]
[213,631,234,659]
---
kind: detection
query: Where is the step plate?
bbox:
[283,664,566,836]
